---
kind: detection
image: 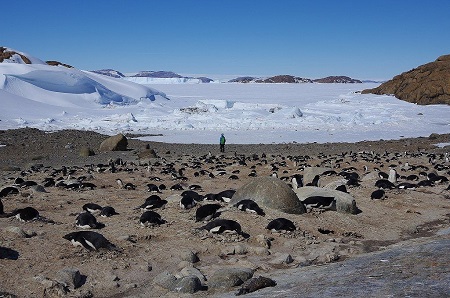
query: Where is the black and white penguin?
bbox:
[76,212,102,229]
[139,195,168,210]
[375,179,396,189]
[215,190,236,203]
[80,182,97,190]
[139,210,165,227]
[19,180,38,188]
[147,183,161,193]
[0,186,19,198]
[418,180,434,187]
[100,206,119,217]
[189,184,203,191]
[302,196,336,210]
[82,203,103,214]
[397,182,417,190]
[291,174,303,190]
[266,218,296,232]
[370,189,385,200]
[170,183,184,191]
[13,207,39,222]
[63,231,116,251]
[181,190,204,202]
[306,175,320,187]
[228,175,239,180]
[233,200,265,216]
[200,219,244,235]
[180,195,197,209]
[0,199,3,214]
[195,204,222,222]
[335,185,348,193]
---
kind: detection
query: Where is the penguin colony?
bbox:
[1,148,449,297]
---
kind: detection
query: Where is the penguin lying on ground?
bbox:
[63,231,117,251]
[266,218,296,232]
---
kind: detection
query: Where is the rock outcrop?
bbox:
[362,54,450,105]
[313,76,362,83]
[99,134,128,151]
[230,177,306,214]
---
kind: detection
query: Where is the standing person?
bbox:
[219,133,226,152]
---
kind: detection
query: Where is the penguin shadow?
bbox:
[0,247,19,260]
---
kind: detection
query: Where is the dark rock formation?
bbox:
[46,61,73,68]
[229,77,257,83]
[255,75,312,83]
[0,47,31,64]
[313,76,362,83]
[91,69,125,78]
[362,54,450,105]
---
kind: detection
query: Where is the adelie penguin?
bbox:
[82,203,103,214]
[370,189,385,200]
[12,207,40,222]
[0,186,19,198]
[100,206,119,217]
[301,196,336,210]
[138,195,167,210]
[76,212,103,229]
[266,218,296,232]
[233,199,265,216]
[63,231,117,251]
[195,204,222,222]
[139,210,165,227]
[200,219,249,238]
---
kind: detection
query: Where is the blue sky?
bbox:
[4,0,450,79]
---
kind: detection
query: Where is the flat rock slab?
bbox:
[217,235,450,297]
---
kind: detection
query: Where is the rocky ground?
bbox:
[0,128,449,297]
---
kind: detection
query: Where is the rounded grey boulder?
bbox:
[230,177,306,214]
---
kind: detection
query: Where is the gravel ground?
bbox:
[0,128,449,297]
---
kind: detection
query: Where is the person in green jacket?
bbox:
[219,133,226,152]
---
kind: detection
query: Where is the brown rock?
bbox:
[362,54,450,105]
[99,134,128,151]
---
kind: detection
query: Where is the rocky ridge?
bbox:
[362,54,450,105]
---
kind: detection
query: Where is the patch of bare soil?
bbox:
[0,129,449,297]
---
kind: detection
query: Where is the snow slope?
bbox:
[0,48,449,144]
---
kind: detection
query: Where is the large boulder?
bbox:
[362,54,450,105]
[99,134,128,151]
[294,186,358,214]
[230,177,306,214]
